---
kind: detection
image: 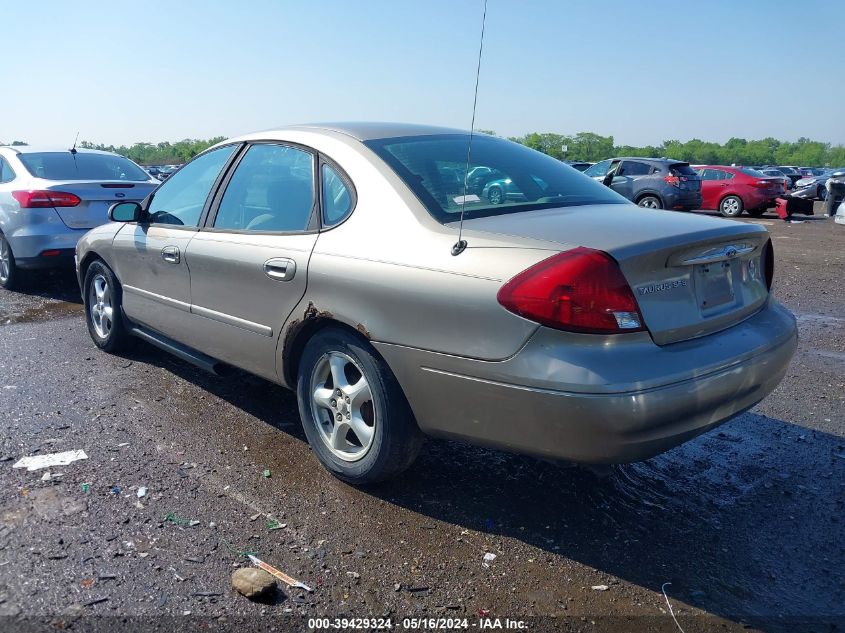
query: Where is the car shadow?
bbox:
[124,344,844,630]
[12,268,82,304]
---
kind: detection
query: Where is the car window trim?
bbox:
[140,142,245,230]
[202,140,321,235]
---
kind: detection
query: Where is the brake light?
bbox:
[497,247,645,334]
[12,190,81,208]
[664,175,681,187]
[753,180,774,188]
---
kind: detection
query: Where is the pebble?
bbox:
[231,567,276,600]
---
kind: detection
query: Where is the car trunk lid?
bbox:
[42,181,156,229]
[455,203,771,345]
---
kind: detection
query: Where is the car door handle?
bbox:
[161,246,180,264]
[263,258,296,282]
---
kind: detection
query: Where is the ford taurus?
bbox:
[75,123,797,483]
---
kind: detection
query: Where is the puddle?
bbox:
[0,300,82,326]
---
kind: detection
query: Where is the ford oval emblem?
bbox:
[115,192,126,198]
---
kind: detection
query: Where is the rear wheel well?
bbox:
[635,192,662,204]
[283,317,375,387]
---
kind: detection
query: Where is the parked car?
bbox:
[760,168,792,191]
[75,123,796,483]
[767,166,802,187]
[145,165,163,179]
[694,166,783,217]
[0,146,158,289]
[156,164,181,180]
[792,169,838,201]
[564,160,593,172]
[586,157,701,210]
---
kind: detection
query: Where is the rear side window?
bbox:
[0,157,14,183]
[321,163,353,226]
[669,163,697,176]
[17,152,150,182]
[214,144,315,233]
[147,145,237,227]
[619,161,651,176]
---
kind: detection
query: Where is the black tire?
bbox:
[0,233,19,291]
[818,186,827,202]
[746,208,767,217]
[487,186,504,205]
[297,327,423,484]
[719,195,744,218]
[637,195,663,209]
[83,259,134,353]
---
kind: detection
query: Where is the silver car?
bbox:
[75,123,797,484]
[0,146,157,289]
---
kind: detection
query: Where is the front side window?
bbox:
[147,145,237,227]
[321,163,353,226]
[17,152,150,182]
[214,144,315,232]
[584,159,612,178]
[366,135,626,223]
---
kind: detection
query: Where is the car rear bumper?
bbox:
[376,299,797,464]
[1,207,86,269]
[665,190,702,210]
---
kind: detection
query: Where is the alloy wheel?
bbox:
[88,274,114,339]
[638,197,660,209]
[722,197,741,215]
[0,238,10,284]
[309,351,376,462]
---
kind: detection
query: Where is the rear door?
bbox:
[184,142,328,381]
[111,144,239,342]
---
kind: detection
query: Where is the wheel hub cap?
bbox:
[88,274,113,339]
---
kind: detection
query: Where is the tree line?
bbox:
[501,132,845,167]
[6,133,844,168]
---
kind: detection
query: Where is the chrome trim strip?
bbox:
[123,285,190,312]
[679,244,756,266]
[191,304,273,337]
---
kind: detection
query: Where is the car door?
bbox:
[110,144,239,343]
[184,142,330,381]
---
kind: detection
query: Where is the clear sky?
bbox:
[2,0,843,147]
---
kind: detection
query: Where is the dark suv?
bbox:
[584,157,702,210]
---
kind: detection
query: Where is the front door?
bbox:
[184,142,325,381]
[112,144,239,343]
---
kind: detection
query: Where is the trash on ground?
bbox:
[247,554,313,592]
[482,552,497,567]
[80,483,91,493]
[110,486,121,495]
[250,513,262,521]
[231,567,276,600]
[266,519,286,530]
[262,469,271,478]
[13,449,88,472]
[591,584,610,591]
[137,487,147,498]
[163,513,200,527]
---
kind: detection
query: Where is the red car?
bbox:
[694,165,784,218]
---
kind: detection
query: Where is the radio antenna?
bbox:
[70,131,80,154]
[452,0,488,256]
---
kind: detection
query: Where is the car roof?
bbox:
[267,122,470,141]
[0,146,120,156]
[612,157,686,164]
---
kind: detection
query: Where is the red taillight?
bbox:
[12,190,81,208]
[496,247,645,334]
[40,250,62,257]
[664,175,681,187]
[753,180,774,188]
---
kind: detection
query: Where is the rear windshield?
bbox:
[739,167,765,177]
[669,163,697,176]
[364,134,627,223]
[18,152,150,182]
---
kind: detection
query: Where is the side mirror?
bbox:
[602,172,615,187]
[108,201,144,223]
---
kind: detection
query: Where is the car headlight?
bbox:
[796,179,811,187]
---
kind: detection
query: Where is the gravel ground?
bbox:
[0,205,843,633]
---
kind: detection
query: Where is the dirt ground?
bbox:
[0,204,843,632]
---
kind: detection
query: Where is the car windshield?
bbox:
[18,152,150,182]
[365,134,627,222]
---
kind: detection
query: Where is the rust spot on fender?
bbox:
[356,323,371,339]
[303,302,333,321]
